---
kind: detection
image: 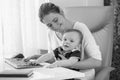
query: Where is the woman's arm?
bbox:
[74,22,102,69]
[71,58,102,70]
[47,57,79,68]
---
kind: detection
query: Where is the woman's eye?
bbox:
[47,24,52,28]
[64,39,67,41]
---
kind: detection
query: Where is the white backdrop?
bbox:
[0,0,49,60]
[0,0,104,70]
[49,0,104,7]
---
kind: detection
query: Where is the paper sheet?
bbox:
[31,67,85,80]
[31,71,55,80]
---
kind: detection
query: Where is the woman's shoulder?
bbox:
[47,29,53,33]
[73,21,88,30]
[47,29,55,35]
[73,22,87,28]
[47,29,57,39]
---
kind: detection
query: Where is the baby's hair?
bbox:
[64,29,83,43]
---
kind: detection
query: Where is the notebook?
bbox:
[0,70,33,77]
[5,58,44,69]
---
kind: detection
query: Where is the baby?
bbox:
[30,29,83,69]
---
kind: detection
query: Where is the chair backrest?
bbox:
[65,6,114,72]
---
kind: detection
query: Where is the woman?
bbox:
[39,2,102,68]
[39,2,102,79]
[25,2,102,80]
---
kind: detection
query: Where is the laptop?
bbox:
[5,58,44,69]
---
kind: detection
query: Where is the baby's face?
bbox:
[62,32,81,51]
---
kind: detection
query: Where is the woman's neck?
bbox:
[55,20,74,40]
[66,19,74,30]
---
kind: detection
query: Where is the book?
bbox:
[0,70,33,77]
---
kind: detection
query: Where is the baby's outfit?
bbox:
[53,47,81,71]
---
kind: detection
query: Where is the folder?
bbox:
[0,70,33,77]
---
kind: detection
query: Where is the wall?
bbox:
[45,0,104,49]
[49,0,104,7]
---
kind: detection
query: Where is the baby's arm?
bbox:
[29,53,54,65]
[48,57,79,68]
[36,53,54,63]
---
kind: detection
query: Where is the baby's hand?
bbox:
[46,63,58,68]
[45,61,60,68]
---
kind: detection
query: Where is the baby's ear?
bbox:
[78,44,82,51]
[73,45,81,51]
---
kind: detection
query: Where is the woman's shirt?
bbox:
[47,22,102,61]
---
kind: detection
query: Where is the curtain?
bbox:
[0,0,4,70]
[0,0,49,65]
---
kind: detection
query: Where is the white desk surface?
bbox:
[0,62,85,80]
[0,62,95,80]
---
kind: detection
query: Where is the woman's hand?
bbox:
[23,57,31,62]
[28,60,40,66]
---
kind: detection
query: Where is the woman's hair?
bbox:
[39,2,63,22]
[64,29,83,44]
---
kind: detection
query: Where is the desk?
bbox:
[0,61,95,80]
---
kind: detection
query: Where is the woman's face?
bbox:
[42,13,67,33]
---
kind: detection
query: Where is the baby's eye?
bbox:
[53,17,58,23]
